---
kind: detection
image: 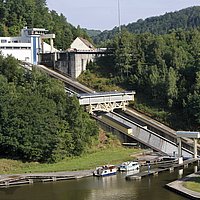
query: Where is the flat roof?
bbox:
[28,28,48,32]
[176,131,200,138]
[77,91,136,98]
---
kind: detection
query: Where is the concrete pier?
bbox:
[126,158,198,181]
[0,170,93,188]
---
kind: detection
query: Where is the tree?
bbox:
[114,30,133,78]
[166,67,178,107]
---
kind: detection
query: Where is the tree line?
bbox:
[0,55,98,162]
[92,6,200,45]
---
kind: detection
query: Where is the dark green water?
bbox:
[0,166,197,200]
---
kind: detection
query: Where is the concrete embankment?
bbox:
[166,172,200,199]
[0,170,93,187]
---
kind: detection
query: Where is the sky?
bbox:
[46,0,200,31]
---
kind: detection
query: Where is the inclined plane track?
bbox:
[27,63,199,157]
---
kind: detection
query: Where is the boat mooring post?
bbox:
[147,162,151,175]
[177,137,182,158]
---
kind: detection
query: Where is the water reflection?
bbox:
[124,169,140,177]
[194,165,198,173]
[178,169,183,178]
[89,174,138,200]
[95,174,117,188]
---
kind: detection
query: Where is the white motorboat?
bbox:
[119,161,140,171]
[93,165,117,177]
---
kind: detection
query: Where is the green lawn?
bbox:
[0,147,142,174]
[183,177,200,193]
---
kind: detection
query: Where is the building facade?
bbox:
[0,27,56,65]
[40,37,99,78]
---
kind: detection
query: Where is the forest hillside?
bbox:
[92,6,200,44]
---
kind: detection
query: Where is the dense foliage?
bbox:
[0,55,98,162]
[0,0,89,50]
[93,6,200,44]
[84,28,200,130]
[84,29,102,38]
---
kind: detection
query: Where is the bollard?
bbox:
[169,167,174,172]
[184,164,188,169]
[28,179,33,184]
[148,163,151,175]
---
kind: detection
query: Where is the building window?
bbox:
[28,30,32,35]
[1,39,7,43]
[81,59,84,71]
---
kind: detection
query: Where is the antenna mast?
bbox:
[118,0,121,34]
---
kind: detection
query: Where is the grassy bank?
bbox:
[183,177,200,193]
[0,147,142,174]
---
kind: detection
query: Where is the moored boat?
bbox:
[119,161,140,171]
[93,165,117,177]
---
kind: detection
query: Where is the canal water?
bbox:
[0,165,198,200]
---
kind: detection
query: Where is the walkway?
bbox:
[0,170,93,187]
[78,91,135,114]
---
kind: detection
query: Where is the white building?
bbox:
[70,37,95,51]
[0,27,57,65]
